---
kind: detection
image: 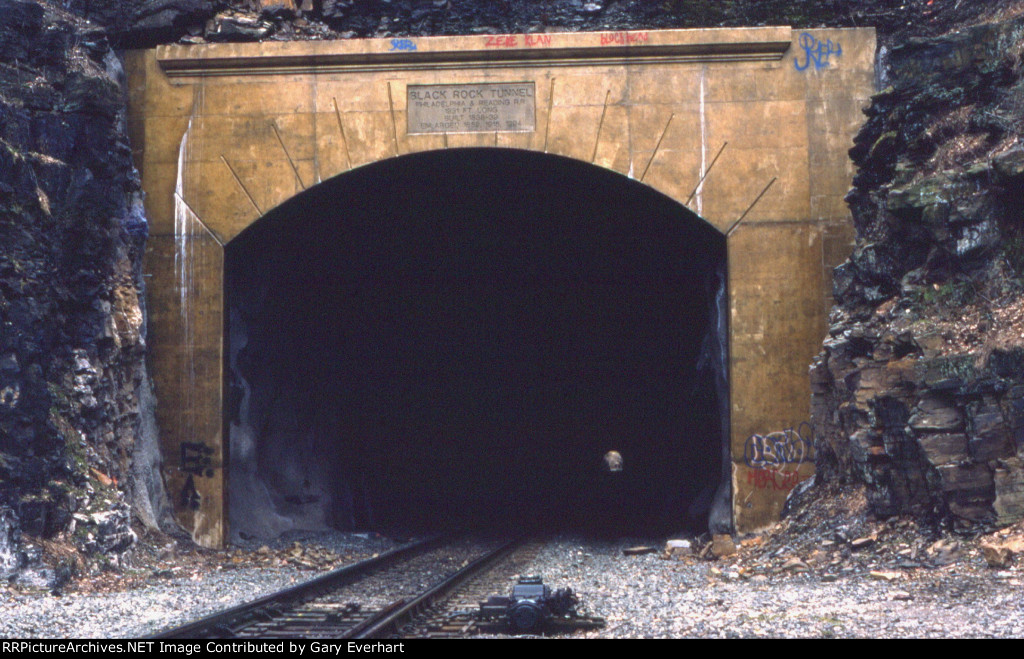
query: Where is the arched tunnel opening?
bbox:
[224,148,728,542]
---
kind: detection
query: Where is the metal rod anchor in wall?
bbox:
[270,120,306,190]
[220,155,263,216]
[591,89,611,165]
[640,113,675,183]
[332,97,353,171]
[173,191,225,247]
[685,141,728,207]
[726,177,776,237]
[543,77,555,153]
[387,81,401,157]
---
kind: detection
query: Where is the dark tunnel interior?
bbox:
[224,148,728,542]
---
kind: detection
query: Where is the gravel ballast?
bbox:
[520,538,1024,639]
[2,528,1023,639]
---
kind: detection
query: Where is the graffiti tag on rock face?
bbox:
[794,33,842,71]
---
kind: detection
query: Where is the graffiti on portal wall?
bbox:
[746,467,804,492]
[179,441,215,510]
[743,423,815,492]
[389,38,417,52]
[743,423,814,468]
[794,33,842,71]
[179,476,201,510]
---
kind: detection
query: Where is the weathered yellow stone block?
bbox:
[704,99,807,149]
[201,79,315,116]
[340,111,401,167]
[591,105,632,174]
[626,65,703,105]
[141,115,191,166]
[698,146,810,225]
[547,105,606,162]
[314,78,394,114]
[139,161,179,236]
[187,113,318,164]
[180,158,260,242]
[549,70,628,107]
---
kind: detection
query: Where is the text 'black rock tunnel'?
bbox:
[224,148,728,542]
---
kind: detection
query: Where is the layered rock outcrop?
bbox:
[0,0,173,585]
[812,14,1024,530]
[56,0,974,49]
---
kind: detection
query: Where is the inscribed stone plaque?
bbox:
[407,82,535,134]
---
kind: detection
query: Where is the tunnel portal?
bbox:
[131,27,877,545]
[225,148,727,540]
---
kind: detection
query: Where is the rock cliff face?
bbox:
[0,0,172,586]
[55,0,974,49]
[812,13,1024,530]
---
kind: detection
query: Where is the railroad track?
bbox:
[352,539,605,639]
[150,535,533,639]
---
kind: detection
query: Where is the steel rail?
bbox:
[349,538,522,639]
[150,535,444,639]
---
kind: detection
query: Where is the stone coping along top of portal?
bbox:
[156,26,793,77]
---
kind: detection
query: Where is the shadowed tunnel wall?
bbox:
[224,148,727,540]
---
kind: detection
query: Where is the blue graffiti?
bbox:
[389,38,417,52]
[743,423,815,469]
[794,33,842,71]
